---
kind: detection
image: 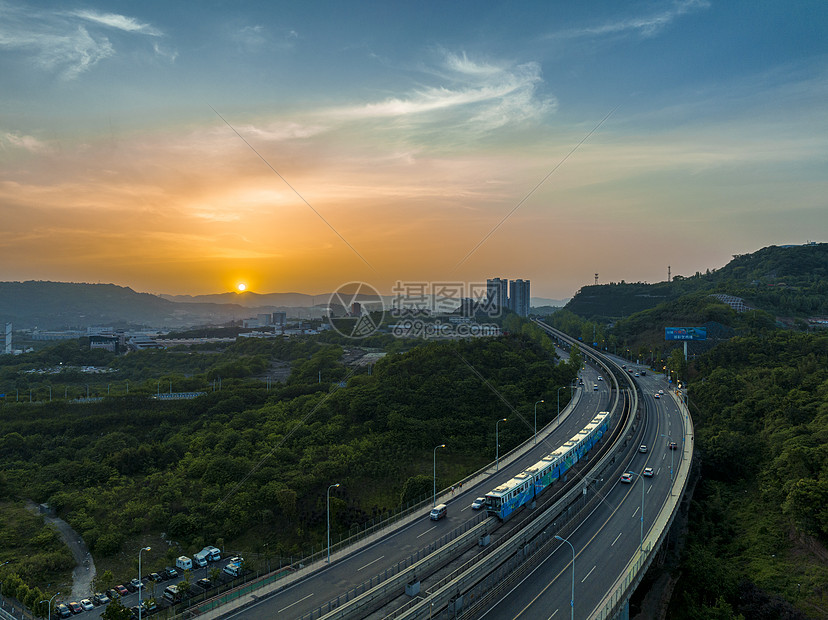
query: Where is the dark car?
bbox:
[150,572,163,582]
[669,441,678,450]
[124,581,137,593]
[164,566,179,579]
[115,584,129,597]
[196,578,212,590]
[57,604,72,619]
[68,601,83,614]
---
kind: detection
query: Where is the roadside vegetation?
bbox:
[0,321,575,608]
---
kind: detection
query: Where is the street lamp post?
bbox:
[628,471,646,553]
[433,444,445,507]
[557,385,572,423]
[554,536,575,620]
[40,592,59,620]
[496,418,507,471]
[138,546,150,620]
[327,483,340,563]
[533,400,544,445]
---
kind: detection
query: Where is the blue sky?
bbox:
[1,0,826,298]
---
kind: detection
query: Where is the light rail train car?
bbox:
[485,411,609,520]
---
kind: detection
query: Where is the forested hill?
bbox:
[563,243,828,319]
[0,281,256,329]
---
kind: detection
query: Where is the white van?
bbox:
[430,503,447,520]
[176,556,193,571]
[223,562,242,577]
[192,551,208,567]
[203,546,221,562]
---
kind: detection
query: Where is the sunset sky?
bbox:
[1,1,826,299]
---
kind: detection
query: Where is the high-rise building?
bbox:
[486,278,509,314]
[509,279,531,317]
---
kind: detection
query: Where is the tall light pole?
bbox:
[327,483,340,563]
[40,592,59,620]
[533,400,544,445]
[554,536,575,620]
[138,546,150,620]
[557,385,572,423]
[433,444,445,507]
[496,418,507,471]
[627,471,645,554]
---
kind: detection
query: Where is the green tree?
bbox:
[101,599,132,620]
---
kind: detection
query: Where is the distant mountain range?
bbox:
[0,281,313,330]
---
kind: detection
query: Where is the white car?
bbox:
[658,389,664,395]
[654,393,661,399]
[643,467,654,477]
[597,376,603,381]
[80,599,94,611]
[471,497,485,510]
[639,444,648,453]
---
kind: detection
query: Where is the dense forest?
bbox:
[669,331,828,619]
[0,320,576,606]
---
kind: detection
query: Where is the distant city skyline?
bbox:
[1,1,826,298]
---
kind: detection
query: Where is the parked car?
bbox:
[145,599,157,612]
[643,467,654,477]
[130,578,143,590]
[92,592,110,605]
[620,472,633,484]
[115,584,129,597]
[124,581,137,593]
[164,566,179,579]
[56,604,72,619]
[80,599,94,611]
[68,601,83,614]
[196,578,212,590]
[471,497,485,510]
[105,588,118,600]
[150,572,163,583]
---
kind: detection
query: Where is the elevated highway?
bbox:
[191,325,692,620]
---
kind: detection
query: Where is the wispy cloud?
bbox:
[331,50,554,131]
[0,2,163,79]
[551,0,710,40]
[70,9,162,36]
[0,131,52,153]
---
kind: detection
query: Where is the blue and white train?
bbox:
[485,411,610,521]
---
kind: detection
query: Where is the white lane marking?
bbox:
[611,531,622,547]
[632,506,640,518]
[581,565,596,582]
[278,593,313,613]
[417,526,436,539]
[647,485,653,494]
[461,505,471,512]
[357,555,385,571]
[547,610,559,619]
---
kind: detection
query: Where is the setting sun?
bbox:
[237,283,247,292]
